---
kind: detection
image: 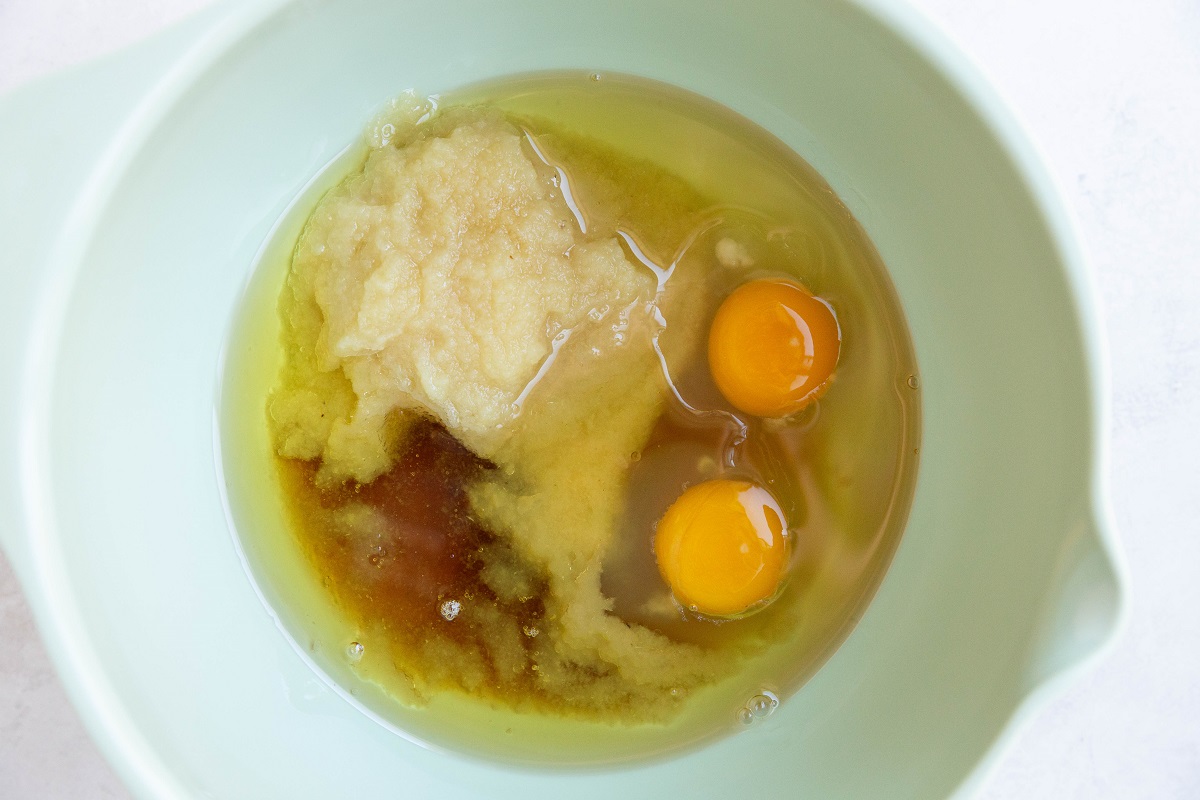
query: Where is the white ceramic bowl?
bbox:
[0,0,1124,797]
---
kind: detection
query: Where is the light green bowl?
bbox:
[0,0,1124,797]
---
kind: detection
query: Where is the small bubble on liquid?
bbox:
[368,553,381,566]
[590,72,602,81]
[748,693,778,718]
[440,599,462,621]
[522,625,540,638]
[347,641,364,661]
[630,450,642,463]
[907,374,919,390]
[744,695,772,719]
[737,708,754,725]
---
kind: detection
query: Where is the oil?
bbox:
[219,71,920,766]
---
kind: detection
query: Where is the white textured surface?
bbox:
[0,0,1197,797]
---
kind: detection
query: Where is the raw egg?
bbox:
[654,479,789,617]
[708,278,841,418]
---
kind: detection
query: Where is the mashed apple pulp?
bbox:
[260,74,919,733]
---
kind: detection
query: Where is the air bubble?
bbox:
[630,451,642,463]
[748,692,778,718]
[347,641,364,662]
[522,625,540,638]
[440,599,462,621]
[590,72,602,82]
[736,691,780,725]
[907,374,919,390]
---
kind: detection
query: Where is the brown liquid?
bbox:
[279,422,544,672]
[280,393,804,703]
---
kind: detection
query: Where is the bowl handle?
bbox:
[0,3,231,577]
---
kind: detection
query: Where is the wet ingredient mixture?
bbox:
[248,73,920,755]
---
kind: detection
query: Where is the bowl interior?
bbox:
[31,0,1120,797]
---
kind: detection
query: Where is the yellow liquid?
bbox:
[220,72,920,766]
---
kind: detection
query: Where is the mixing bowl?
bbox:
[0,0,1125,797]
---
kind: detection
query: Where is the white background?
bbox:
[1,0,1197,797]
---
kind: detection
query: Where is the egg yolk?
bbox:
[654,479,789,617]
[708,278,841,418]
